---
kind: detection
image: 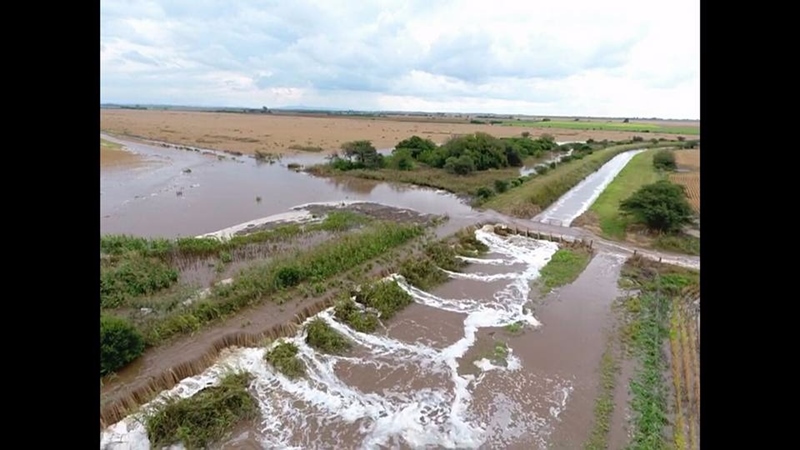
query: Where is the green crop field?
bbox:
[502,120,699,135]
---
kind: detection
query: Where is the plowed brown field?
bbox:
[100,109,692,156]
[670,149,700,213]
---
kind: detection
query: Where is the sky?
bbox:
[100,0,700,119]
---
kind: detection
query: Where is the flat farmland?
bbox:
[670,148,700,213]
[100,109,697,156]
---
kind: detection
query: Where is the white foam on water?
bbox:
[196,210,316,241]
[535,149,646,226]
[101,229,568,449]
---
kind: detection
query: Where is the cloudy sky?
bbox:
[100,0,699,119]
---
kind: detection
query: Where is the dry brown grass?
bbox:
[669,149,700,214]
[100,109,690,156]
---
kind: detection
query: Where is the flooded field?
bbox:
[100,134,483,238]
[101,228,630,449]
[534,149,646,226]
[100,134,698,449]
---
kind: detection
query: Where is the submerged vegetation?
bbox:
[100,218,426,377]
[144,371,258,449]
[536,247,593,294]
[304,318,352,354]
[265,341,306,378]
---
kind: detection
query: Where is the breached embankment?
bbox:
[101,227,579,449]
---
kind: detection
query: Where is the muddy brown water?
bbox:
[99,136,654,449]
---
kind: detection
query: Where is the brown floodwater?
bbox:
[99,136,647,449]
[100,134,479,238]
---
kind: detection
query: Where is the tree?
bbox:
[394,135,437,159]
[653,149,677,171]
[340,140,383,169]
[444,155,475,175]
[619,180,695,233]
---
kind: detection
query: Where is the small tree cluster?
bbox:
[101,315,145,376]
[620,180,695,233]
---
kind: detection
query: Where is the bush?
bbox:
[265,341,305,378]
[101,315,145,376]
[475,186,495,200]
[620,180,695,233]
[100,255,179,308]
[494,179,510,193]
[444,155,476,175]
[334,297,380,332]
[305,318,352,354]
[653,149,677,171]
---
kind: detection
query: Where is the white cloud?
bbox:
[100,0,699,118]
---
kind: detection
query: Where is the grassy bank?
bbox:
[584,338,620,450]
[536,247,593,294]
[618,256,699,450]
[144,371,258,449]
[482,142,677,218]
[587,149,664,239]
[101,138,124,150]
[502,120,699,136]
[99,219,427,377]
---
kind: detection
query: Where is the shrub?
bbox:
[305,318,352,354]
[264,341,305,378]
[653,149,677,171]
[494,179,510,193]
[620,180,695,233]
[100,315,145,376]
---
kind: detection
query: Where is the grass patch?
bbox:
[100,255,179,308]
[588,150,666,239]
[334,297,380,333]
[501,120,699,135]
[504,321,525,335]
[101,138,124,150]
[483,142,677,218]
[353,279,413,320]
[304,317,352,354]
[584,338,620,450]
[537,247,592,294]
[138,221,424,346]
[265,341,306,379]
[143,371,258,449]
[288,144,324,152]
[652,234,700,256]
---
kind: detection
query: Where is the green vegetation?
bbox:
[501,119,699,135]
[354,279,413,320]
[144,371,258,449]
[398,237,473,290]
[537,247,593,294]
[100,255,179,308]
[584,339,620,450]
[618,256,699,450]
[504,321,525,334]
[311,133,568,199]
[652,149,677,171]
[620,180,695,233]
[334,296,381,333]
[483,142,677,218]
[101,138,123,150]
[653,234,700,256]
[587,150,665,239]
[139,222,424,345]
[100,315,145,376]
[305,318,352,354]
[265,341,306,378]
[100,210,371,261]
